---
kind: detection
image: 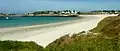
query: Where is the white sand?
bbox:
[0,14,117,47]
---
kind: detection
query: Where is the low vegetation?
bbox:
[45,16,120,51]
[0,41,44,51]
[91,16,120,37]
[0,16,120,51]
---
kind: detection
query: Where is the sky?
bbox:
[0,0,120,13]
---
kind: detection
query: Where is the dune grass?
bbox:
[45,16,120,51]
[0,41,44,51]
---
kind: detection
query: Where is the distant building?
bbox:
[28,13,34,16]
[61,10,78,14]
[0,13,6,16]
[91,10,120,14]
[71,10,77,14]
[115,10,120,14]
[91,10,110,14]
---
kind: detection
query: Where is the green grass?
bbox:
[0,41,44,51]
[45,16,120,51]
[91,16,120,37]
[45,34,120,51]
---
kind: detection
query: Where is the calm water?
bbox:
[0,16,79,28]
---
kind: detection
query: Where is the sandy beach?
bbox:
[0,14,117,47]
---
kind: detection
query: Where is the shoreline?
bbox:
[0,14,117,47]
[0,17,82,34]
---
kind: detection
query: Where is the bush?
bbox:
[0,41,44,51]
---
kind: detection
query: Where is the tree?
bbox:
[111,10,115,14]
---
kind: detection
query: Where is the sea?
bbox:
[0,16,79,28]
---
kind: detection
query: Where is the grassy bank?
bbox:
[0,16,120,51]
[0,41,44,51]
[45,16,120,51]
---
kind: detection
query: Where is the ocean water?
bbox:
[0,16,79,28]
